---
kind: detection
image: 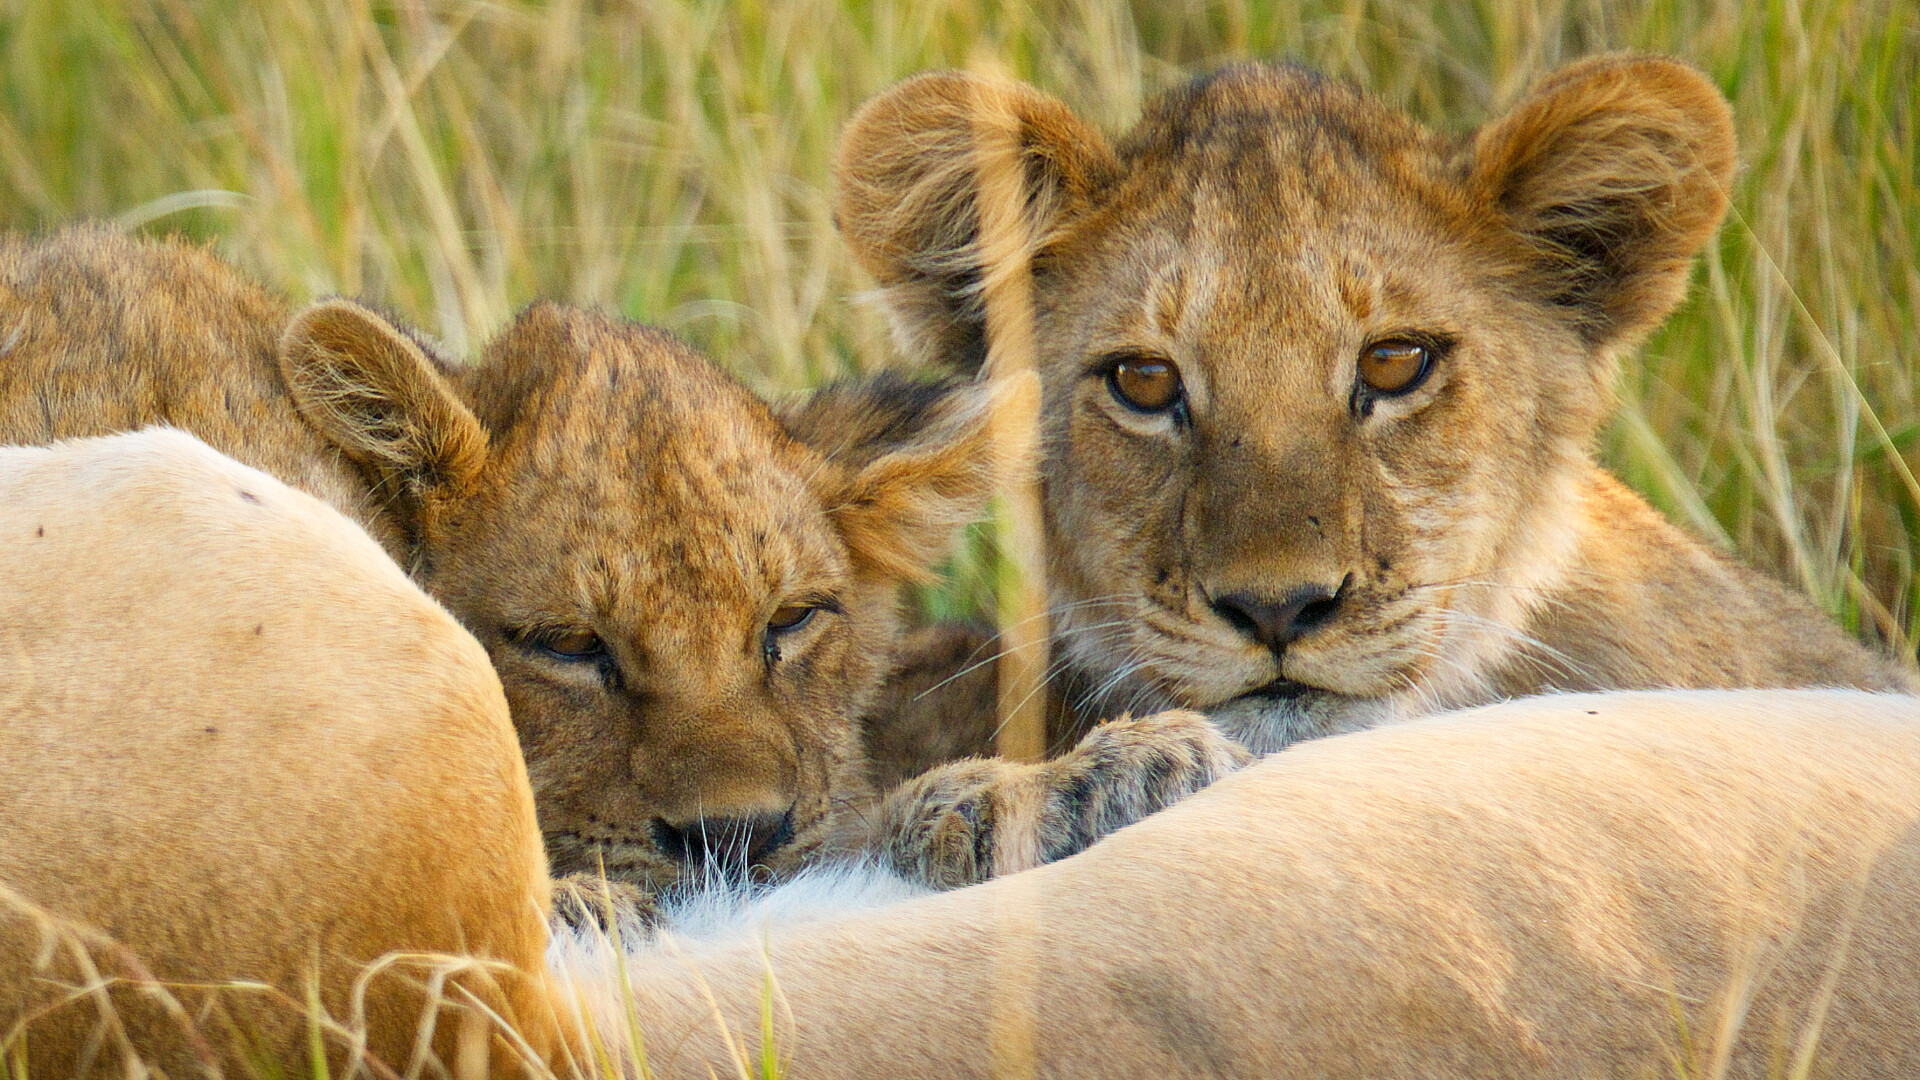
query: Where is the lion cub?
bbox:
[837,58,1916,783]
[0,227,1236,901]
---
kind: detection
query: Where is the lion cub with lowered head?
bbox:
[0,228,1240,905]
[836,56,1918,879]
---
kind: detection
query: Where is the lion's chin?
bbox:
[1241,677,1313,701]
[1205,683,1399,754]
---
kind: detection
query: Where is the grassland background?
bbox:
[0,0,1914,657]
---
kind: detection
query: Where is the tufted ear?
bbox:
[834,71,1117,374]
[1468,55,1736,351]
[279,299,489,526]
[781,371,1039,583]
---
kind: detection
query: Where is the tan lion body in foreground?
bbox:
[837,57,1917,791]
[0,430,561,1076]
[6,430,1920,1078]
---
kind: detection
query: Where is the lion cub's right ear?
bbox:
[834,72,1116,374]
[781,371,1038,583]
[280,300,489,519]
[1468,55,1736,353]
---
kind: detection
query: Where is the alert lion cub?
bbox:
[5,431,1920,1078]
[837,56,1917,774]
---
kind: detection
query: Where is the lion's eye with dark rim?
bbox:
[529,628,607,662]
[762,599,838,667]
[1357,339,1437,397]
[1104,354,1185,415]
[767,605,816,634]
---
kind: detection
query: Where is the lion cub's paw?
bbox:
[549,873,661,939]
[877,710,1251,889]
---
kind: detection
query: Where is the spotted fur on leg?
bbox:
[876,710,1252,888]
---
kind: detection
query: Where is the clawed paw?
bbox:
[1030,709,1253,863]
[876,710,1250,889]
[874,758,1008,889]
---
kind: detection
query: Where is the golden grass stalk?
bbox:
[957,62,1050,1080]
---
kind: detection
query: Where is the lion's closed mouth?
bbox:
[1240,677,1314,702]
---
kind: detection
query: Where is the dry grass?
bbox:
[0,0,1913,646]
[4,8,1909,1064]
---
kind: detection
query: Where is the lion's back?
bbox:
[0,428,555,1077]
[0,227,383,538]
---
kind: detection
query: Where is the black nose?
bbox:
[1211,583,1344,655]
[651,810,796,872]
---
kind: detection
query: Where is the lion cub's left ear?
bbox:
[1469,55,1736,351]
[280,300,490,524]
[780,371,1039,582]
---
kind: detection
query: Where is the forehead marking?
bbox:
[1171,187,1232,342]
[1144,263,1187,341]
[1340,265,1376,323]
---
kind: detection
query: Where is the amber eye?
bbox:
[534,628,606,661]
[767,605,816,633]
[1106,356,1184,413]
[1358,341,1432,396]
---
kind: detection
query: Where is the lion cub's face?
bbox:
[433,310,1015,889]
[836,58,1733,738]
[287,302,1010,890]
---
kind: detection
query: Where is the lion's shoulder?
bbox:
[0,228,379,535]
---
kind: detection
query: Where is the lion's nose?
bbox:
[1210,582,1344,655]
[651,809,796,873]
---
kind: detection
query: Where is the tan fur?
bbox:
[623,688,1920,1079]
[833,57,1917,758]
[0,228,1031,897]
[0,430,558,1078]
[779,375,1248,887]
[7,437,1919,1076]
